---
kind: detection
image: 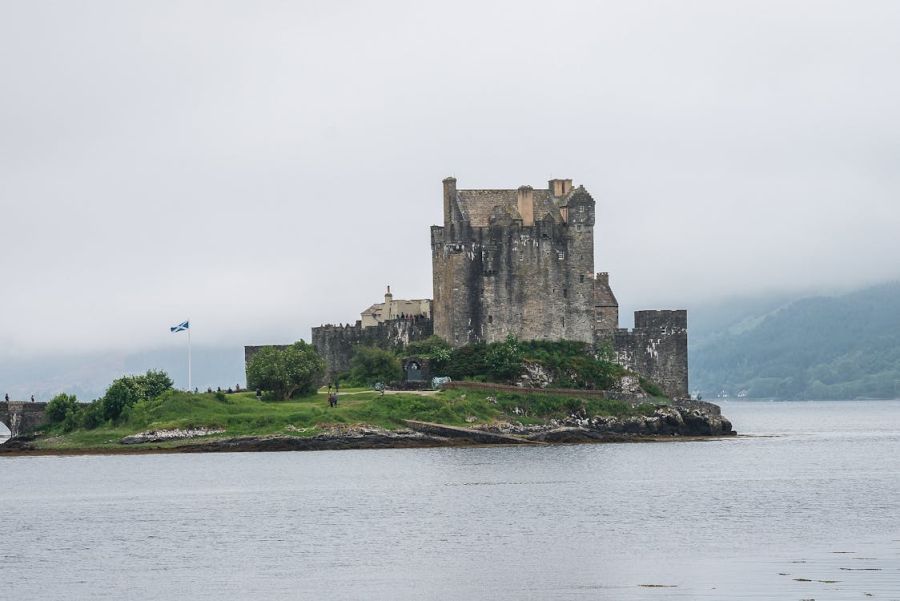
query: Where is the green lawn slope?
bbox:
[36,387,657,451]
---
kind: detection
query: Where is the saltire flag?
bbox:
[170,320,190,333]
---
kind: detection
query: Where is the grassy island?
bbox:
[34,386,662,452]
[6,337,735,455]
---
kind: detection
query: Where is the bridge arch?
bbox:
[0,401,48,440]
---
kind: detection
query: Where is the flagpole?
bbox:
[188,319,192,392]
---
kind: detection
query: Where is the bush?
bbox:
[639,377,666,398]
[79,401,105,430]
[485,335,523,381]
[349,346,402,386]
[404,336,452,372]
[441,338,625,389]
[445,343,492,380]
[74,370,176,428]
[46,393,79,424]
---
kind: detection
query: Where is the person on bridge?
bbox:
[4,393,8,402]
[31,394,35,402]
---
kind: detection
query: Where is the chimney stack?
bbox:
[549,179,573,197]
[517,185,534,226]
[385,285,393,319]
[442,177,457,226]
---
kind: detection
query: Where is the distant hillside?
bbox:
[0,347,247,401]
[690,283,900,400]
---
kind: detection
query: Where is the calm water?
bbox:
[1,401,899,600]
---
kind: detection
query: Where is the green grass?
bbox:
[35,386,658,450]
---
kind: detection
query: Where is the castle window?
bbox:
[563,288,568,298]
[579,274,584,283]
[488,315,493,324]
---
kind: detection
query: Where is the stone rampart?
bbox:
[612,310,688,399]
[262,317,434,381]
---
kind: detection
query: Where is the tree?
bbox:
[46,393,79,424]
[135,369,174,399]
[246,341,325,400]
[100,378,142,422]
[349,346,402,386]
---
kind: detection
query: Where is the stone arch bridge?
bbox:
[0,401,49,440]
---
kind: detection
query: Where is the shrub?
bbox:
[46,393,79,424]
[404,336,452,372]
[639,377,667,398]
[79,401,105,430]
[445,343,492,380]
[349,347,402,386]
[485,335,524,381]
[73,370,177,427]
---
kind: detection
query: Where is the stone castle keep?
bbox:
[249,177,688,398]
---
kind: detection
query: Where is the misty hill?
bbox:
[690,283,900,400]
[0,347,247,402]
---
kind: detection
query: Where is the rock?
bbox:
[620,416,647,434]
[120,427,225,445]
[615,375,643,394]
[0,436,36,451]
[518,361,553,388]
[643,416,662,434]
[654,406,685,429]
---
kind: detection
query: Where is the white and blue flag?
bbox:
[170,320,190,333]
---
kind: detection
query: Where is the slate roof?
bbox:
[455,188,571,227]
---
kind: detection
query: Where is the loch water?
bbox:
[1,400,899,600]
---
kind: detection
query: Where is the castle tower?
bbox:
[432,177,597,346]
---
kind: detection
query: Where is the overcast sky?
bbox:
[2,0,900,359]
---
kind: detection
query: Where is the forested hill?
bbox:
[689,282,900,400]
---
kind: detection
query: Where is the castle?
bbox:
[248,177,688,398]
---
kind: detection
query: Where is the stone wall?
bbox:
[245,318,433,383]
[0,402,49,439]
[311,317,433,380]
[432,179,596,346]
[612,310,689,399]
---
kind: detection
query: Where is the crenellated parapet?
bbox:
[611,310,689,399]
[310,317,433,381]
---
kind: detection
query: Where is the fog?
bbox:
[3,0,900,365]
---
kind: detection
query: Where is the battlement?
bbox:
[612,310,689,399]
[634,309,687,332]
[311,317,434,380]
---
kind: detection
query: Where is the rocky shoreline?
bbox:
[0,402,734,456]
